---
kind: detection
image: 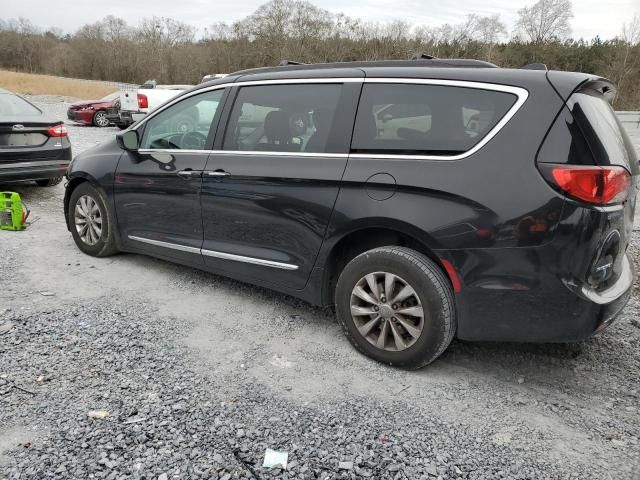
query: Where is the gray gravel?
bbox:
[1,97,639,480]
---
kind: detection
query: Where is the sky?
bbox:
[2,0,638,40]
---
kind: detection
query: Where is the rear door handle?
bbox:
[204,170,230,177]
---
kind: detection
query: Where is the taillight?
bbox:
[137,94,148,109]
[47,124,68,137]
[540,164,631,205]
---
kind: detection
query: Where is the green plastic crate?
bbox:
[0,192,28,231]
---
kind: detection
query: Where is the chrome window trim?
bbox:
[353,78,529,161]
[211,150,349,158]
[128,235,299,271]
[137,148,348,158]
[137,148,211,155]
[132,76,528,161]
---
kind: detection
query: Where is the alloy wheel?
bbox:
[94,111,109,127]
[350,271,425,351]
[74,195,103,246]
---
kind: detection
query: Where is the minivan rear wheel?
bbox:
[68,182,118,257]
[335,246,456,369]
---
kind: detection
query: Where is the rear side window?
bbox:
[351,84,517,156]
[0,94,41,116]
[569,91,638,171]
[222,84,342,153]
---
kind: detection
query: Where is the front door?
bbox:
[114,88,227,264]
[200,80,362,289]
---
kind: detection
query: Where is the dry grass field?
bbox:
[0,70,117,99]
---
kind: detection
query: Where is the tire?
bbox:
[335,246,456,369]
[92,110,110,127]
[115,122,128,130]
[36,177,63,187]
[68,182,118,257]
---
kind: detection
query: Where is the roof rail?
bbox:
[279,60,306,66]
[411,53,436,60]
[521,63,548,71]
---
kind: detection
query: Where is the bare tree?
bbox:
[475,14,507,61]
[0,1,638,109]
[621,13,640,45]
[515,0,573,43]
[608,14,640,108]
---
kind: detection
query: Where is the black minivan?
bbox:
[64,59,638,368]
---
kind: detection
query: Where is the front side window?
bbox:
[140,89,224,150]
[222,84,342,153]
[351,84,517,156]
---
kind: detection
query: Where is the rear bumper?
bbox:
[579,254,634,305]
[0,159,70,181]
[118,111,146,126]
[593,276,633,333]
[451,248,635,343]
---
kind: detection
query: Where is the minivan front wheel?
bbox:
[68,182,118,257]
[335,246,456,369]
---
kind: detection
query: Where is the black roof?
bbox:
[192,58,605,102]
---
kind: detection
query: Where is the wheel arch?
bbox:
[320,221,456,306]
[64,174,109,231]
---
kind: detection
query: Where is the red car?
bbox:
[67,92,119,127]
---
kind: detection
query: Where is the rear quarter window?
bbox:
[351,83,518,157]
[568,91,639,172]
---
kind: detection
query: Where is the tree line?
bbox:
[0,0,639,109]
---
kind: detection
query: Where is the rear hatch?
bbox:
[539,76,638,295]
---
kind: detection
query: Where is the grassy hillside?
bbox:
[0,70,117,99]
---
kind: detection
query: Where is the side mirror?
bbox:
[117,130,139,151]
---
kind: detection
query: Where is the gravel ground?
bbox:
[1,96,640,480]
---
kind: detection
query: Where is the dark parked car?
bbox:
[64,59,638,368]
[67,92,119,127]
[1,88,71,187]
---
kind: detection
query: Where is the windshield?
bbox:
[0,93,42,116]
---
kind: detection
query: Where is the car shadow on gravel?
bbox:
[123,249,635,380]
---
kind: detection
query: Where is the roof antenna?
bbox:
[411,53,436,60]
[279,60,306,66]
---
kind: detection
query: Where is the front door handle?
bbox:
[177,169,199,179]
[204,170,230,177]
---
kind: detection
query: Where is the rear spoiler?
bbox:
[577,78,616,103]
[546,71,616,103]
